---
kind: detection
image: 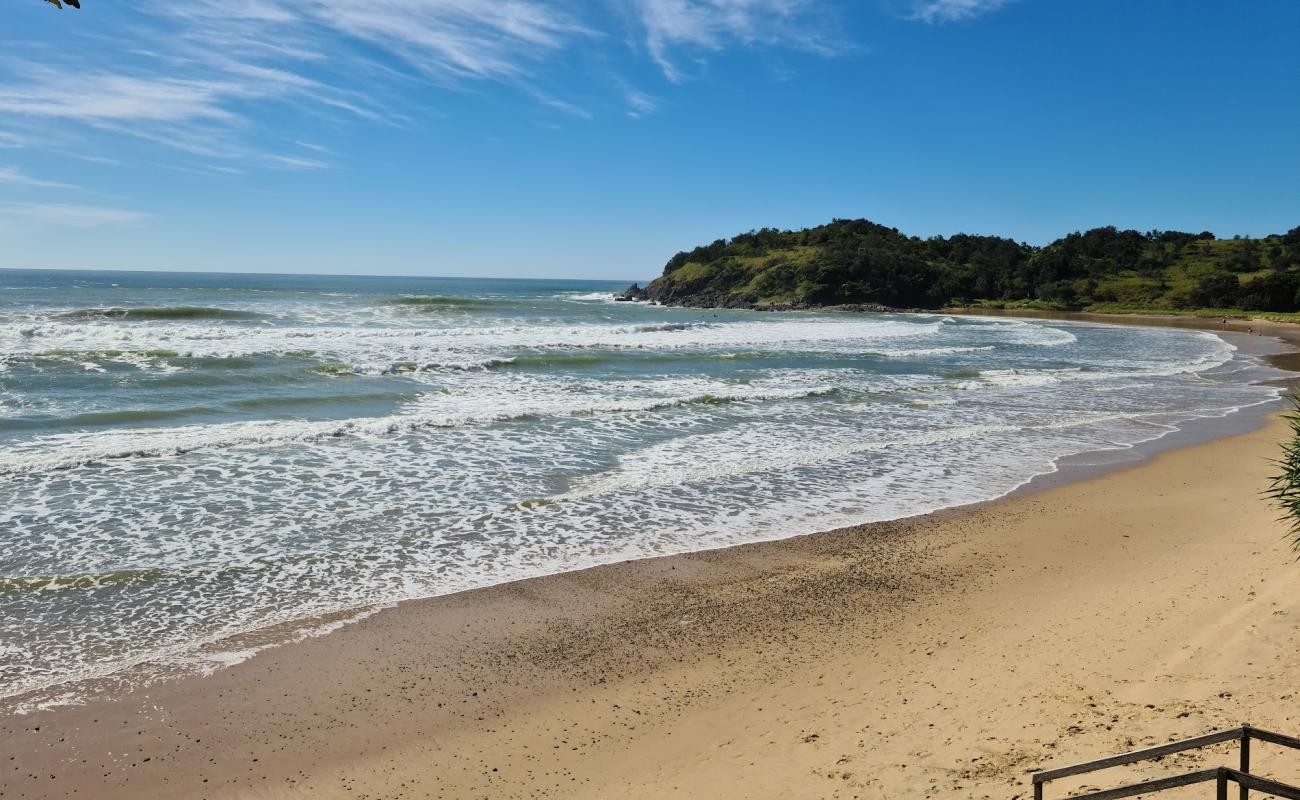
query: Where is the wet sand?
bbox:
[4,321,1300,799]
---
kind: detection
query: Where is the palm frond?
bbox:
[1266,396,1300,552]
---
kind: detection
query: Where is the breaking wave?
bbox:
[56,306,268,321]
[2,271,1289,705]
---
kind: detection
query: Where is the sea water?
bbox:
[0,269,1285,699]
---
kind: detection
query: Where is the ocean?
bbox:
[0,268,1285,701]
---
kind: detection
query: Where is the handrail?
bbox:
[1232,768,1300,800]
[1032,724,1300,800]
[1059,769,1300,800]
[1033,727,1244,784]
[1056,768,1222,800]
[1245,726,1300,751]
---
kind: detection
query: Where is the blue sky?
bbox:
[1,0,1297,280]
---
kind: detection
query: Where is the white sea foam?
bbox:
[0,378,850,474]
[0,285,1288,704]
[556,291,619,302]
[2,316,949,362]
[879,345,997,357]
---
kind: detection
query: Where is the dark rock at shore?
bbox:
[615,283,649,302]
[618,278,914,313]
[638,283,907,313]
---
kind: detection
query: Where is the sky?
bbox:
[1,0,1297,280]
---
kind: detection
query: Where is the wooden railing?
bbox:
[1033,725,1300,799]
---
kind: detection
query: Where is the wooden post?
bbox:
[1241,727,1251,800]
[1033,779,1043,800]
[1219,768,1230,800]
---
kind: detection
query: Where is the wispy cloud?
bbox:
[263,153,330,170]
[0,1,590,166]
[0,70,246,124]
[293,140,334,154]
[629,0,841,82]
[0,0,846,172]
[0,201,151,228]
[625,89,659,118]
[529,89,594,120]
[0,58,368,162]
[0,166,79,190]
[297,0,594,83]
[910,0,1012,24]
[148,0,595,95]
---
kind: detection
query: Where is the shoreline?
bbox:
[3,322,1291,710]
[4,318,1299,799]
[5,414,1298,798]
[939,307,1300,372]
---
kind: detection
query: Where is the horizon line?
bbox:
[0,265,652,284]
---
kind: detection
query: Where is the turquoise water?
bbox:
[0,268,1285,699]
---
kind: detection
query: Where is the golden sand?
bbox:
[5,407,1300,799]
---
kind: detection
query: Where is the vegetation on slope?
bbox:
[640,220,1300,314]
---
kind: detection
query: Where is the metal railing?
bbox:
[1033,724,1300,799]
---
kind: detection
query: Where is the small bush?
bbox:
[1267,397,1300,552]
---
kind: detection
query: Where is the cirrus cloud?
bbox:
[910,0,1013,24]
[0,201,151,228]
[0,0,854,169]
[629,0,843,81]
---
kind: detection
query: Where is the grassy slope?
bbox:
[648,223,1298,316]
[979,235,1294,317]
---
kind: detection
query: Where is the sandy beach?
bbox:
[3,322,1299,799]
[5,0,1296,794]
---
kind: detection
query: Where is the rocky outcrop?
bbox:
[644,286,753,309]
[629,280,905,313]
[614,283,649,302]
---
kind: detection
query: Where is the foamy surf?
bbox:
[0,269,1288,704]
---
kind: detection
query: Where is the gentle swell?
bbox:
[383,295,504,309]
[0,386,843,475]
[56,307,267,321]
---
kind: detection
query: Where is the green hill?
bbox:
[633,220,1300,316]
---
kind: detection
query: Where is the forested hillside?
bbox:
[634,220,1300,314]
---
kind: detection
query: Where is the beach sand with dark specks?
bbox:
[5,415,1300,797]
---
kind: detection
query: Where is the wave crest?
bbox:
[57,307,266,322]
[383,295,502,309]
